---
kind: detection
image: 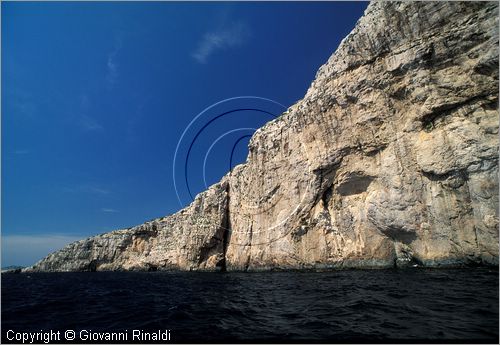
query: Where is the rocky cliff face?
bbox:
[25,1,499,272]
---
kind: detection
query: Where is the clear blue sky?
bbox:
[2,1,367,267]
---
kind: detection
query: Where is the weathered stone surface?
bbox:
[25,1,499,272]
[26,179,229,272]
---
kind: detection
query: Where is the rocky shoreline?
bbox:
[24,1,499,273]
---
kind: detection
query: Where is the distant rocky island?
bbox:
[2,266,24,273]
[24,1,499,272]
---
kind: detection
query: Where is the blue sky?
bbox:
[2,1,368,267]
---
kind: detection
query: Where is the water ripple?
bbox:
[2,269,498,342]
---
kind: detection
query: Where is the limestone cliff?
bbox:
[25,1,499,272]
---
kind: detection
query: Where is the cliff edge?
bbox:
[25,1,499,272]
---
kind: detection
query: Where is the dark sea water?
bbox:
[2,268,498,344]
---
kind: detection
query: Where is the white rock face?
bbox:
[26,179,230,272]
[26,1,499,272]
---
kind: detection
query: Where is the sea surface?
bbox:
[2,268,498,343]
